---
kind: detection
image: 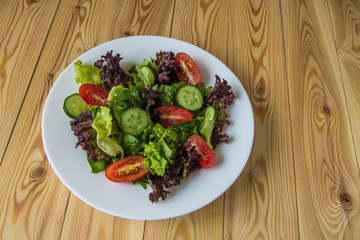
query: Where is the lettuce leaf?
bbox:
[94,51,133,91]
[154,51,180,85]
[107,85,125,102]
[121,133,143,156]
[70,111,111,162]
[198,106,216,147]
[87,157,108,174]
[92,106,123,157]
[128,59,158,90]
[157,82,185,105]
[143,123,183,175]
[143,141,168,176]
[96,136,123,157]
[92,106,112,138]
[74,60,103,86]
[205,75,235,148]
[147,145,201,202]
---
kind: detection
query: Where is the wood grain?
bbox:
[281,0,360,238]
[224,0,299,239]
[144,0,228,239]
[327,0,360,170]
[0,0,60,161]
[0,0,174,239]
[60,195,144,240]
[1,0,360,238]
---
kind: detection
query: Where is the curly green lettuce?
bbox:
[74,60,103,86]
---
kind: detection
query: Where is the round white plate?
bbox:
[41,35,254,220]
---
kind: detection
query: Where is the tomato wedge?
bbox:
[105,155,146,182]
[175,52,201,85]
[156,105,193,127]
[185,135,215,169]
[79,83,109,106]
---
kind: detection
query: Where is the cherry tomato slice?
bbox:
[105,155,146,182]
[185,135,215,169]
[175,52,201,85]
[79,83,109,106]
[156,105,193,127]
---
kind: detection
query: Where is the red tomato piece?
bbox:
[185,135,215,169]
[79,83,109,106]
[156,105,193,127]
[105,155,146,182]
[175,52,201,85]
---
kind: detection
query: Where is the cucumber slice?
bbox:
[176,85,203,111]
[63,93,89,119]
[120,108,149,136]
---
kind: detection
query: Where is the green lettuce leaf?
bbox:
[92,106,123,157]
[74,60,103,86]
[143,141,168,176]
[157,82,185,106]
[198,106,216,147]
[107,85,125,102]
[92,106,112,138]
[121,133,143,156]
[87,157,108,174]
[96,136,123,157]
[129,59,158,90]
[87,156,119,174]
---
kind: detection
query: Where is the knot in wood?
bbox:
[31,166,46,181]
[356,23,360,35]
[27,0,39,4]
[256,86,265,94]
[48,73,54,80]
[339,192,352,211]
[74,5,81,13]
[322,105,331,115]
[124,31,132,36]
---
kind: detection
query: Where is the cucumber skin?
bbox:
[63,93,88,119]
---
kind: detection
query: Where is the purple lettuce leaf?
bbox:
[205,75,235,148]
[147,145,201,203]
[70,111,111,162]
[154,51,181,85]
[142,84,162,117]
[94,51,133,91]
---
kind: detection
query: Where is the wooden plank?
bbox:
[223,0,299,239]
[0,0,175,239]
[281,0,360,238]
[143,0,228,239]
[60,196,144,240]
[0,0,60,161]
[327,0,360,170]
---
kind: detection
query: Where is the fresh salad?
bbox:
[63,50,235,202]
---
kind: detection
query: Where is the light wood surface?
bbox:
[1,0,359,239]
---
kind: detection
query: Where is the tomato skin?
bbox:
[175,52,201,86]
[79,84,109,106]
[185,135,215,169]
[105,155,146,182]
[156,106,193,127]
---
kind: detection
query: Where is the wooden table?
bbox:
[1,0,360,239]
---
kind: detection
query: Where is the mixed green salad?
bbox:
[64,50,235,202]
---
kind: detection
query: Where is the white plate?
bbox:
[41,36,254,220]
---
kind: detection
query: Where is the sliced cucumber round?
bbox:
[120,107,149,136]
[63,93,89,119]
[176,85,203,111]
